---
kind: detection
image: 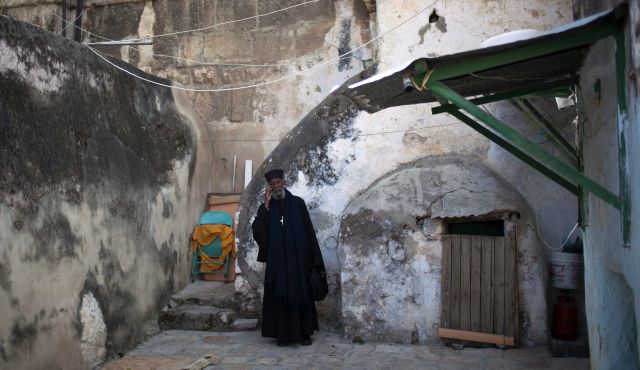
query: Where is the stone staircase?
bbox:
[159,280,259,332]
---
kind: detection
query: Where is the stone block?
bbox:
[170,280,237,308]
[158,304,236,331]
[231,318,259,331]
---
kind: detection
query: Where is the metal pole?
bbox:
[86,40,153,46]
[231,155,237,193]
[73,0,84,42]
[62,0,67,38]
[244,160,253,189]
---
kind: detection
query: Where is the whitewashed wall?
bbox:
[578,2,640,368]
[236,0,576,346]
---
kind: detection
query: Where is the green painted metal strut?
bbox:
[444,108,578,195]
[431,77,577,115]
[510,99,578,167]
[413,22,620,85]
[428,80,620,208]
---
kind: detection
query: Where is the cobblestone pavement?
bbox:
[102,330,590,370]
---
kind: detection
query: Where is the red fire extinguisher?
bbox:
[553,293,577,340]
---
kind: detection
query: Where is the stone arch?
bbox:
[337,155,548,344]
[234,69,557,344]
[235,91,364,318]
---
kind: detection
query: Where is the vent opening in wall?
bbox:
[429,10,440,23]
[447,220,504,236]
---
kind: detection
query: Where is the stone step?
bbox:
[159,304,259,332]
[158,280,259,332]
[169,280,237,309]
[231,318,260,331]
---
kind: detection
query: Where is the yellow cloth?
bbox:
[191,224,236,272]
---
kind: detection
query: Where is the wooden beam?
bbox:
[438,328,515,346]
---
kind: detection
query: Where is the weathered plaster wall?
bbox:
[1,0,374,192]
[374,0,578,252]
[236,91,362,322]
[0,17,211,369]
[236,0,575,344]
[577,1,640,368]
[338,155,548,344]
[3,0,581,351]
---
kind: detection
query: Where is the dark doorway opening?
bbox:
[447,220,505,236]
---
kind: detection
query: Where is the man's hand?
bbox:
[265,185,272,210]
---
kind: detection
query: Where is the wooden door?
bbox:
[439,234,518,346]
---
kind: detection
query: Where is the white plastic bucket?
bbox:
[550,252,583,289]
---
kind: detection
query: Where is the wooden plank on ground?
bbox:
[504,231,518,345]
[493,236,506,335]
[460,235,471,331]
[441,235,451,329]
[480,236,494,334]
[438,328,515,346]
[470,235,482,332]
[450,235,461,329]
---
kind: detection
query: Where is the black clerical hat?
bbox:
[264,169,284,182]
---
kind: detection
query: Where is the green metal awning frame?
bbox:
[407,6,630,245]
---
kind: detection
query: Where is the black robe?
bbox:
[251,191,325,342]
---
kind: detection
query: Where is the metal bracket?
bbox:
[509,99,578,167]
[431,77,578,115]
[427,80,620,209]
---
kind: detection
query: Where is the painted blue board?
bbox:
[198,211,233,226]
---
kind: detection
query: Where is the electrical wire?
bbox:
[560,222,579,248]
[355,122,458,137]
[58,9,83,35]
[194,112,526,143]
[534,210,561,251]
[25,0,421,74]
[127,0,321,41]
[136,52,294,68]
[85,2,435,92]
[27,0,312,67]
[468,72,551,82]
[196,121,463,143]
[534,210,579,251]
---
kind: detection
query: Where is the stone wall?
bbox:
[236,0,575,345]
[576,1,640,368]
[338,156,547,344]
[2,0,581,356]
[1,0,374,193]
[0,17,211,369]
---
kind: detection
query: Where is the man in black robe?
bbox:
[251,168,326,346]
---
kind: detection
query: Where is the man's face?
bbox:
[269,178,286,200]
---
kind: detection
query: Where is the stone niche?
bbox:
[337,155,548,345]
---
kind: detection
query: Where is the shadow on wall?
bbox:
[235,83,367,319]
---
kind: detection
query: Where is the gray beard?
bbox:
[272,189,285,200]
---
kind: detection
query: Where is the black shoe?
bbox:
[277,339,288,347]
[300,336,312,346]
